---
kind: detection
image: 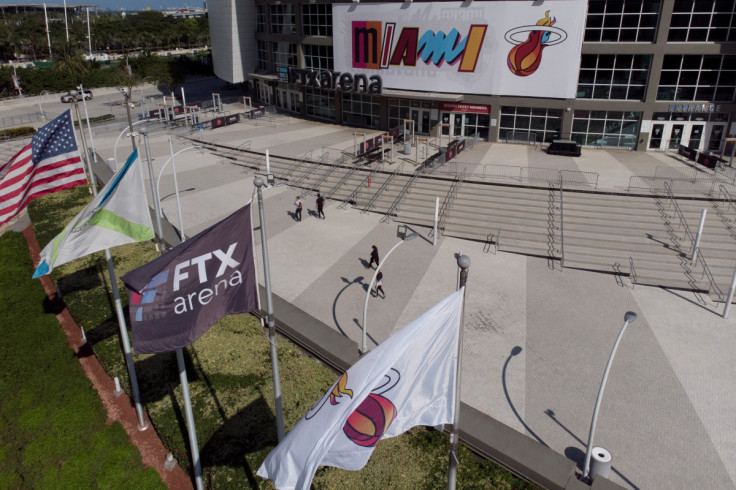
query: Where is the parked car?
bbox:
[60,90,93,103]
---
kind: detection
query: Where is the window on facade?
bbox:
[302,3,332,37]
[270,4,296,35]
[388,100,412,131]
[257,40,269,71]
[272,42,297,70]
[577,54,650,100]
[305,88,335,121]
[571,110,640,148]
[342,93,380,129]
[585,1,660,42]
[303,44,334,70]
[257,6,266,33]
[499,107,563,144]
[668,1,736,42]
[657,55,736,102]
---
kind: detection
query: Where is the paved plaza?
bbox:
[4,88,736,489]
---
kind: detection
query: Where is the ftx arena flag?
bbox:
[33,149,154,277]
[257,288,463,489]
[0,110,86,225]
[122,204,258,354]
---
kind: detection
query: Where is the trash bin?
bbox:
[404,141,411,154]
[589,446,612,480]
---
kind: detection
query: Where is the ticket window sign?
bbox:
[439,103,490,114]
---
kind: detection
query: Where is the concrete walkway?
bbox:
[6,102,736,489]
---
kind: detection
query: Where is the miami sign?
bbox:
[333,1,586,99]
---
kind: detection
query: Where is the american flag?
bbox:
[0,110,87,225]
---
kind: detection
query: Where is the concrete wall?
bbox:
[208,0,259,83]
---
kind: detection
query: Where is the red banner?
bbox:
[439,102,490,114]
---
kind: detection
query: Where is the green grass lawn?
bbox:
[0,231,165,489]
[23,186,539,489]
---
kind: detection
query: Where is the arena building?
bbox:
[208,0,736,154]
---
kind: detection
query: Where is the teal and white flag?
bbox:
[33,149,154,278]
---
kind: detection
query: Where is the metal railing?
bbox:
[718,185,736,223]
[715,164,736,185]
[483,228,501,254]
[503,131,538,145]
[437,175,463,233]
[326,158,364,200]
[361,164,404,213]
[303,155,345,197]
[338,163,384,209]
[216,139,252,164]
[433,162,599,188]
[381,166,423,223]
[558,177,565,266]
[628,174,734,195]
[693,249,725,303]
[664,181,696,254]
[629,256,638,285]
[290,154,327,190]
[283,152,312,181]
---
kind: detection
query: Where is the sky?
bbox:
[8,0,205,12]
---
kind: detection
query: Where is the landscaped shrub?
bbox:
[0,126,36,139]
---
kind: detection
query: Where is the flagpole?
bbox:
[176,347,204,490]
[71,99,96,191]
[254,176,286,442]
[83,155,148,430]
[140,126,166,252]
[79,84,98,163]
[448,254,469,490]
[105,249,148,430]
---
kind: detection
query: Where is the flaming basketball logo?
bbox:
[304,369,400,448]
[505,11,567,77]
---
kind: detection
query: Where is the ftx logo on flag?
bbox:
[123,204,258,354]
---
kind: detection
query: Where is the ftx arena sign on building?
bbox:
[333,1,587,99]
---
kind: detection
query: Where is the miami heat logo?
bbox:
[505,11,568,77]
[305,369,400,448]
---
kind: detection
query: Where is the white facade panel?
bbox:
[333,1,587,99]
[209,0,258,83]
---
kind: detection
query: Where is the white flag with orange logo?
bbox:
[257,288,464,489]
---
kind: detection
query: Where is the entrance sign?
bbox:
[333,1,586,99]
[440,103,490,114]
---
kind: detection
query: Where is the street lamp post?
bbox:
[582,311,638,481]
[113,119,148,169]
[119,86,137,153]
[361,225,418,354]
[155,142,202,243]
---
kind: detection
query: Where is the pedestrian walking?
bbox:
[375,271,385,298]
[369,245,379,269]
[294,196,302,221]
[316,193,325,219]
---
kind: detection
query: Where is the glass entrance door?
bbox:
[707,124,725,152]
[410,109,430,135]
[688,125,704,150]
[649,124,664,149]
[669,124,684,149]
